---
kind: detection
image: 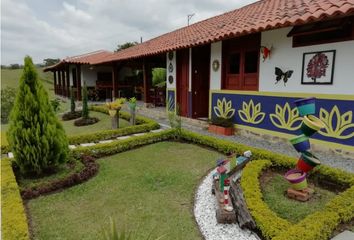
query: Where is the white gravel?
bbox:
[194,170,260,240]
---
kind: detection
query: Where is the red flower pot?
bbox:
[297,151,321,172]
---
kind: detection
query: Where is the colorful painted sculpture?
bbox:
[285,97,324,200]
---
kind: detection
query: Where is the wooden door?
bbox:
[176,49,189,117]
[192,45,210,119]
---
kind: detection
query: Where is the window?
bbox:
[222,33,260,91]
[244,51,258,73]
[289,17,354,47]
[229,53,240,74]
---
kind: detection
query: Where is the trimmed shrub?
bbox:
[82,82,89,119]
[1,158,30,240]
[7,56,69,175]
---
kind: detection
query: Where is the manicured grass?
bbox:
[262,173,336,223]
[60,111,130,137]
[28,142,222,239]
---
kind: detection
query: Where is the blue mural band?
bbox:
[210,92,354,147]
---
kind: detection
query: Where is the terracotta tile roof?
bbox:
[44,50,113,71]
[93,0,354,64]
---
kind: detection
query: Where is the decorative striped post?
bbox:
[223,179,233,212]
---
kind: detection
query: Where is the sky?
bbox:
[1,0,258,65]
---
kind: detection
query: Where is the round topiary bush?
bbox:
[74,117,99,126]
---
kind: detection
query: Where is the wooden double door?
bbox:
[176,45,210,119]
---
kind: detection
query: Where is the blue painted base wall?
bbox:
[210,91,354,148]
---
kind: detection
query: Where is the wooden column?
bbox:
[112,64,119,100]
[53,71,57,94]
[142,59,151,103]
[76,64,82,100]
[66,66,70,97]
[61,70,66,97]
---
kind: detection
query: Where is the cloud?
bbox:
[1,0,258,65]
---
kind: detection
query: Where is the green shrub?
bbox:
[50,98,61,113]
[70,87,76,113]
[1,87,16,124]
[241,160,291,239]
[7,56,69,175]
[1,158,30,240]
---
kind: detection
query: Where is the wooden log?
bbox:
[229,177,257,230]
[213,179,237,224]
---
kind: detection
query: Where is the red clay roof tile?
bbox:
[92,0,353,64]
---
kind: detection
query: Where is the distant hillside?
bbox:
[1,68,55,98]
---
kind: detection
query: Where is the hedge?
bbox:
[240,158,354,240]
[180,130,354,239]
[1,158,29,240]
[241,160,291,239]
[67,106,160,145]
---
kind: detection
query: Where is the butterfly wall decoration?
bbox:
[275,67,293,86]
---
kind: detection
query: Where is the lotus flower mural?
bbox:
[238,100,265,124]
[270,103,302,130]
[214,98,235,119]
[319,106,354,139]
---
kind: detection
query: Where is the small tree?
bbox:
[8,56,68,175]
[152,68,166,87]
[70,87,76,113]
[82,82,89,119]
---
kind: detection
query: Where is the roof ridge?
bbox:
[65,49,112,60]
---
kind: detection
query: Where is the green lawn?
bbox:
[60,111,130,137]
[262,173,336,223]
[28,142,222,240]
[1,112,130,143]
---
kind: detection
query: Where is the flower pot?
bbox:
[301,115,325,136]
[294,97,316,116]
[108,109,117,117]
[297,151,321,172]
[208,125,234,136]
[284,169,307,190]
[289,134,310,152]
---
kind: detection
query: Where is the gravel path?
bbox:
[194,170,260,240]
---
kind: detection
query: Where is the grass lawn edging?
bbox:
[1,158,30,240]
[67,106,160,145]
[3,128,354,240]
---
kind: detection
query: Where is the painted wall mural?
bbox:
[167,89,175,112]
[210,91,354,148]
[238,100,265,124]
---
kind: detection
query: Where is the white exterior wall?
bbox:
[259,27,354,95]
[210,41,222,90]
[166,51,176,88]
[79,65,112,87]
[69,65,75,86]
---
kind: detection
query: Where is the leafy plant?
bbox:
[238,99,265,124]
[168,104,182,139]
[1,87,16,124]
[210,117,234,128]
[213,97,235,119]
[7,56,68,175]
[152,68,166,87]
[50,98,61,113]
[319,105,354,139]
[128,97,137,125]
[269,103,302,130]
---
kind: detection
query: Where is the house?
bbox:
[46,0,354,153]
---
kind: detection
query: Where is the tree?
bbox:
[7,56,69,175]
[152,68,166,87]
[43,58,60,67]
[82,82,89,119]
[115,42,138,52]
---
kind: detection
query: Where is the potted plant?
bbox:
[208,117,234,136]
[284,169,307,190]
[106,98,126,129]
[127,97,137,125]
